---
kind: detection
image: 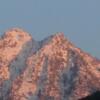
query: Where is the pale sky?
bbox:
[0,0,100,58]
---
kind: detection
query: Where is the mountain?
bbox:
[0,28,100,100]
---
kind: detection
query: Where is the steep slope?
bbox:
[0,29,100,100]
[0,28,39,99]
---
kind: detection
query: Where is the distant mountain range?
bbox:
[0,28,100,100]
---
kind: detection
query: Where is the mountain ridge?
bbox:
[0,28,100,100]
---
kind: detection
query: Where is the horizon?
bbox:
[0,0,100,58]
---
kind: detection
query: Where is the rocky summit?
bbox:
[0,28,100,100]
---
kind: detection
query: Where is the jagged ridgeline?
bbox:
[0,28,100,100]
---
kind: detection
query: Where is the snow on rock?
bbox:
[0,28,100,100]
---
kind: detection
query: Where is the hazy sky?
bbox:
[0,0,100,58]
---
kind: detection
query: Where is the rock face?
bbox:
[0,28,100,100]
